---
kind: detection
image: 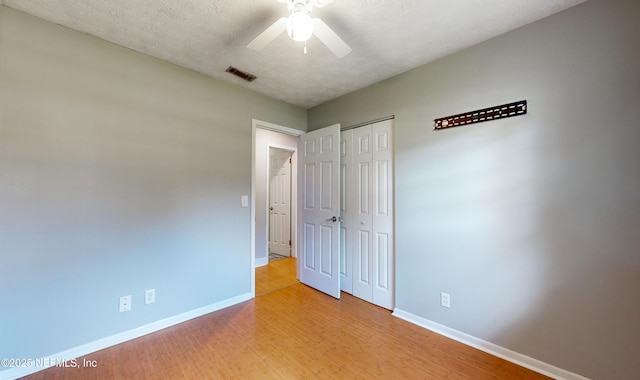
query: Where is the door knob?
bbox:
[270,207,274,211]
[361,220,366,225]
[327,216,338,222]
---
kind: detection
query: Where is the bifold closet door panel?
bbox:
[340,130,353,294]
[352,125,374,303]
[371,120,394,309]
[341,120,394,309]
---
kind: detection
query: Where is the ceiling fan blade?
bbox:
[247,18,287,51]
[311,0,334,7]
[312,18,351,58]
[279,0,333,7]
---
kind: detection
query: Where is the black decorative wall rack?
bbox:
[434,100,527,130]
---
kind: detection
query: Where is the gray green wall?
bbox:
[0,4,305,366]
[309,0,639,379]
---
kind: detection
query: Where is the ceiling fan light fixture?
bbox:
[248,0,350,58]
[286,12,313,42]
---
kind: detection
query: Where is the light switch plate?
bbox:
[241,195,249,208]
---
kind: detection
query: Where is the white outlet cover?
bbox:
[440,292,451,308]
[145,289,156,304]
[241,195,249,208]
[119,295,132,312]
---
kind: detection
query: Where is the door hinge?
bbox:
[289,240,292,246]
[289,158,292,164]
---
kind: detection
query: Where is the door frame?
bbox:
[251,119,303,297]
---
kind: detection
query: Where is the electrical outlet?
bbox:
[119,295,132,312]
[440,292,451,308]
[145,289,156,305]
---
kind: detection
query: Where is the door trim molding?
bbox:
[251,119,304,297]
[341,115,395,131]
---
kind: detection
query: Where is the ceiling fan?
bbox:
[247,0,352,58]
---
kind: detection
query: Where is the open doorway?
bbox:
[251,119,303,297]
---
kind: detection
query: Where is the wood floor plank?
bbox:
[21,259,549,379]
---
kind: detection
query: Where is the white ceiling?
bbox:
[1,0,585,109]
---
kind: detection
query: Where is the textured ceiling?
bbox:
[1,0,586,109]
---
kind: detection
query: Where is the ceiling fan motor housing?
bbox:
[287,0,312,14]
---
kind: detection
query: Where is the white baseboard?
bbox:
[255,256,268,267]
[0,292,253,380]
[392,308,589,380]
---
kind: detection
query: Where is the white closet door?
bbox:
[343,120,394,309]
[340,129,354,294]
[352,126,374,302]
[371,120,394,309]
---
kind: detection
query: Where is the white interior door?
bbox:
[299,124,341,299]
[269,149,292,257]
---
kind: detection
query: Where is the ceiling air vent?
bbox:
[225,66,257,82]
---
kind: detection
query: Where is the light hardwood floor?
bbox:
[23,258,548,379]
